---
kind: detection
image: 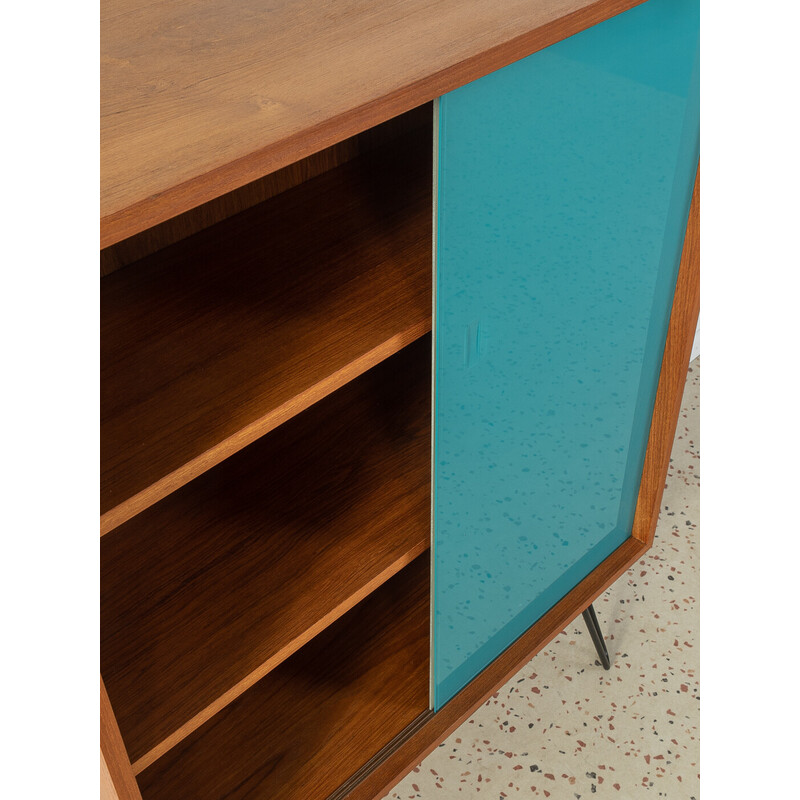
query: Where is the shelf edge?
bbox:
[100,320,431,536]
[129,541,431,774]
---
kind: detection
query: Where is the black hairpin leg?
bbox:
[582,603,611,670]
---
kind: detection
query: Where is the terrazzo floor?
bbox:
[384,358,700,800]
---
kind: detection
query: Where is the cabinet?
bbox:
[100,1,699,799]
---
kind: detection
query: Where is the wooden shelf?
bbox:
[136,554,430,800]
[101,133,432,534]
[101,339,431,771]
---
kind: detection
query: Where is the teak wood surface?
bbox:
[100,678,142,800]
[632,171,700,547]
[338,168,701,800]
[137,556,430,800]
[101,105,432,277]
[101,0,644,246]
[102,340,431,772]
[101,136,432,534]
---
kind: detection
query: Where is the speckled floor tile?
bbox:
[384,359,699,800]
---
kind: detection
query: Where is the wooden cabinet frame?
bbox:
[100,1,699,797]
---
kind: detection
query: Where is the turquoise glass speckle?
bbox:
[432,0,699,708]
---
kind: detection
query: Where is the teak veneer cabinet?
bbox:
[100,1,700,798]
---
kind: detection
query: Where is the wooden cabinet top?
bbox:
[100,0,641,246]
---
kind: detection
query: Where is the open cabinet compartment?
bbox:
[100,106,433,533]
[135,554,430,800]
[100,102,435,799]
[101,339,432,770]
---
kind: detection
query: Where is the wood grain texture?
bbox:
[632,169,700,546]
[328,711,436,800]
[100,678,143,800]
[101,134,432,534]
[101,750,121,800]
[102,339,431,771]
[137,555,430,800]
[101,0,644,246]
[100,105,431,277]
[340,538,649,800]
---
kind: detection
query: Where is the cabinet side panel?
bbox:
[632,169,700,547]
[100,678,143,800]
[433,0,699,707]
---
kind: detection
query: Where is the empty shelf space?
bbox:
[101,339,431,770]
[137,554,430,800]
[101,131,432,533]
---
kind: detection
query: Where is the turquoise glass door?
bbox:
[433,0,699,707]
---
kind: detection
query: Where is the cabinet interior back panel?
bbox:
[432,0,699,706]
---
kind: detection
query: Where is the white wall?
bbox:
[690,313,700,361]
